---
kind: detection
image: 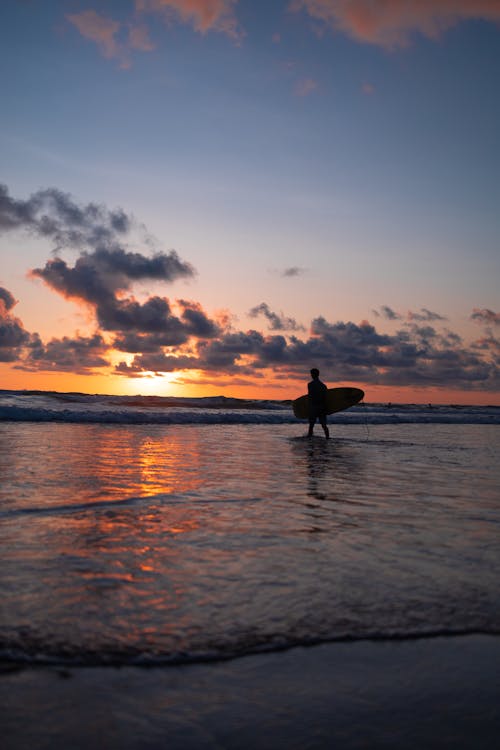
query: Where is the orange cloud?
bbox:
[135,0,241,38]
[67,11,155,66]
[67,10,123,61]
[128,24,156,52]
[290,0,500,48]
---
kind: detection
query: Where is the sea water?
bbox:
[0,391,499,666]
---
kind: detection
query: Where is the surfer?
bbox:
[307,368,330,439]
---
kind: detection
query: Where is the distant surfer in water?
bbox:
[307,368,330,439]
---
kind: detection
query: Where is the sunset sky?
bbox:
[1,0,499,403]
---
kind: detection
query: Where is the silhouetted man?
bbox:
[308,368,329,439]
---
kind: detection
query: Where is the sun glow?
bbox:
[121,371,180,395]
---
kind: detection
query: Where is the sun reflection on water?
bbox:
[1,422,499,661]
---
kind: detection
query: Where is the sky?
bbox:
[1,0,499,404]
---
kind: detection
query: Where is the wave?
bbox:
[0,492,264,521]
[1,390,499,425]
[1,627,498,669]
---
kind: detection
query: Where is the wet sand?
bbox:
[2,635,499,750]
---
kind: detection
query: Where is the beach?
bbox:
[1,394,499,747]
[2,636,499,749]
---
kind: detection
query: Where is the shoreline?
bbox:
[2,634,499,749]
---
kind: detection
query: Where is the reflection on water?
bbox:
[287,437,367,536]
[290,436,364,502]
[0,424,205,510]
[0,422,499,662]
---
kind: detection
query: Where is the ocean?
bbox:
[1,389,499,668]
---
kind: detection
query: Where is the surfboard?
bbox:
[292,387,364,419]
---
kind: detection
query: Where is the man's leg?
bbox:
[320,415,329,439]
[308,417,315,437]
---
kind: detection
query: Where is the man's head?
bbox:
[310,368,320,379]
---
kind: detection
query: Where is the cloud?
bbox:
[471,308,500,326]
[1,184,221,373]
[294,76,319,96]
[2,185,498,390]
[67,10,156,67]
[270,316,496,387]
[116,352,199,376]
[30,252,201,342]
[0,183,132,251]
[135,0,241,38]
[407,308,447,322]
[103,298,220,347]
[67,10,121,58]
[67,10,131,68]
[4,268,500,389]
[372,305,402,320]
[0,179,198,342]
[112,328,187,352]
[248,302,305,332]
[282,266,306,278]
[178,299,222,338]
[164,315,498,389]
[96,295,187,336]
[31,249,194,306]
[19,333,110,374]
[1,284,110,374]
[0,286,16,312]
[128,24,156,51]
[66,2,241,67]
[194,330,268,371]
[372,306,446,323]
[0,287,35,362]
[290,0,500,48]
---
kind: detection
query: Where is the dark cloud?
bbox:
[112,310,499,390]
[4,183,197,339]
[31,248,194,305]
[0,286,16,311]
[0,318,32,362]
[112,329,187,353]
[373,306,446,323]
[277,318,497,387]
[407,308,447,322]
[439,329,463,347]
[0,286,33,362]
[31,249,196,338]
[112,305,492,388]
[18,333,110,374]
[305,318,391,370]
[196,330,266,371]
[3,256,499,388]
[471,308,500,326]
[0,183,132,251]
[106,300,220,347]
[248,302,305,332]
[97,295,187,337]
[282,266,305,278]
[1,184,223,373]
[372,305,402,320]
[178,300,221,338]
